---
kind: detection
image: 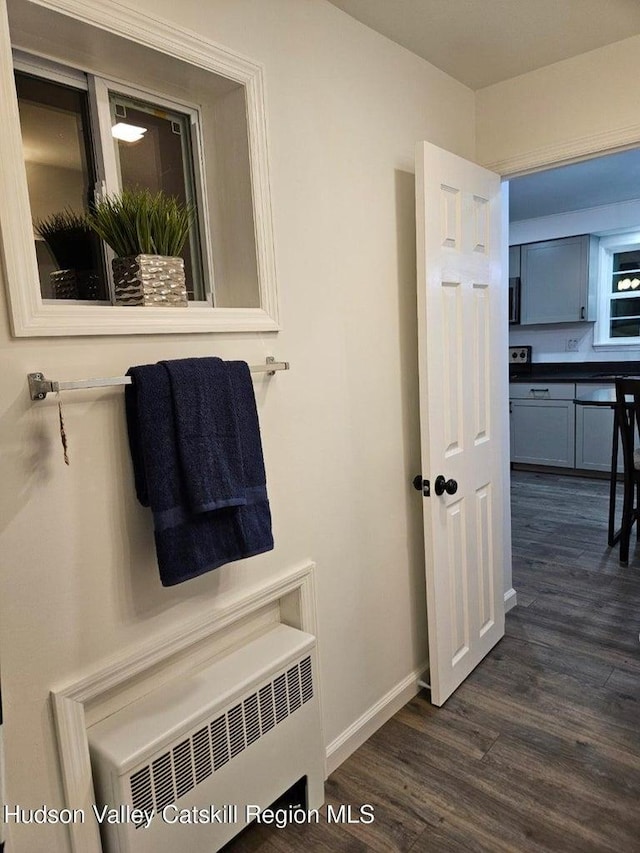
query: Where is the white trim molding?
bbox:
[0,0,280,336]
[483,123,640,179]
[51,561,318,853]
[325,663,427,776]
[504,587,518,613]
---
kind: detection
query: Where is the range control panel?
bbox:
[509,346,532,365]
[509,346,532,375]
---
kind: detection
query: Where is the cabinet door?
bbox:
[509,245,520,278]
[575,404,621,472]
[520,235,589,325]
[574,386,623,473]
[510,399,575,467]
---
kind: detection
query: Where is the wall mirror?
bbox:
[0,0,279,335]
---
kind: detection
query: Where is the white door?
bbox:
[415,141,507,706]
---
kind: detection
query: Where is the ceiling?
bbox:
[327,0,640,89]
[509,148,640,222]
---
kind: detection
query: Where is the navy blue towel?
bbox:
[125,359,273,586]
[162,357,247,512]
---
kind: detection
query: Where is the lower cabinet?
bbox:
[509,381,618,472]
[510,398,575,467]
[574,383,623,473]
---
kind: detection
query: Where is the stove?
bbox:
[509,345,532,378]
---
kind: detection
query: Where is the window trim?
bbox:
[0,0,280,336]
[594,231,640,349]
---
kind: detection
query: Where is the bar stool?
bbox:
[614,377,640,565]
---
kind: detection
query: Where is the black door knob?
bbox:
[434,475,458,496]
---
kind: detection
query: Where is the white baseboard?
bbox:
[326,590,518,776]
[325,663,427,776]
[504,587,518,612]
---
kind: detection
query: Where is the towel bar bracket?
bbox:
[28,372,50,401]
[28,358,290,401]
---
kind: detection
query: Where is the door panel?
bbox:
[415,141,506,706]
[442,280,463,455]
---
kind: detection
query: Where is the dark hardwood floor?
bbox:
[226,471,640,852]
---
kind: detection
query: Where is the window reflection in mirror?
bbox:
[9,0,264,311]
[14,71,107,300]
[109,94,205,301]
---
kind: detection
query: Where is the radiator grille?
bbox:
[228,704,246,758]
[244,693,260,745]
[173,739,194,798]
[259,683,275,734]
[128,654,314,820]
[301,656,313,703]
[192,726,212,784]
[151,753,174,811]
[129,766,153,813]
[287,665,302,713]
[211,715,229,771]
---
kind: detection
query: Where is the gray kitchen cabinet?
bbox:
[520,235,598,325]
[509,383,575,468]
[509,245,520,278]
[574,383,622,473]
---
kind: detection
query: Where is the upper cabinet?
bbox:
[508,245,521,278]
[519,235,599,325]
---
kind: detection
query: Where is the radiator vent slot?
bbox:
[210,715,229,771]
[259,683,275,734]
[301,656,313,704]
[244,693,260,745]
[228,704,246,758]
[274,673,288,723]
[128,655,314,816]
[130,766,153,813]
[287,665,302,713]
[192,726,212,784]
[172,740,194,799]
[151,753,175,811]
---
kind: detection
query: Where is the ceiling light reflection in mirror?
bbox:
[111,122,147,143]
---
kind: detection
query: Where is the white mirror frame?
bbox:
[0,0,280,336]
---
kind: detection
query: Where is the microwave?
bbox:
[509,277,520,324]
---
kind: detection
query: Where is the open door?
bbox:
[415,141,507,706]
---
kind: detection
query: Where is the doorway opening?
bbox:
[506,145,640,571]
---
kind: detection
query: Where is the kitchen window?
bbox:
[0,0,279,336]
[595,233,640,347]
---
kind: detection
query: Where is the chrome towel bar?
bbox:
[28,357,290,401]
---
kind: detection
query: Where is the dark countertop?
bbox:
[510,360,640,383]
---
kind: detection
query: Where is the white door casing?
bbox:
[415,141,506,706]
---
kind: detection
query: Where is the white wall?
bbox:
[509,200,640,362]
[476,34,640,173]
[0,2,475,850]
[478,40,640,366]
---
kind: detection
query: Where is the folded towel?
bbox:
[162,357,247,512]
[125,359,273,586]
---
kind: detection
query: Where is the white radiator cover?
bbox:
[87,624,324,853]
